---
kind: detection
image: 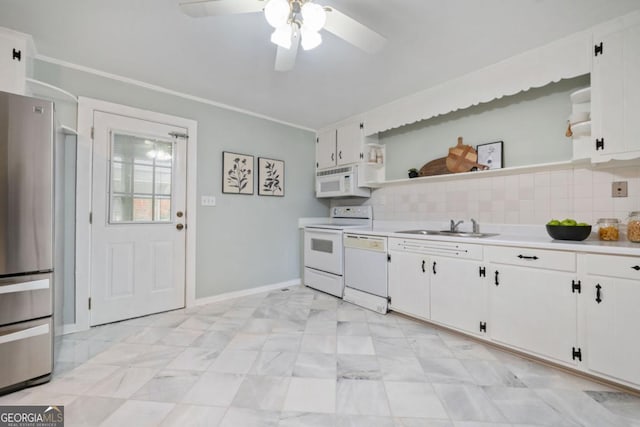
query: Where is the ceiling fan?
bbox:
[179,0,387,71]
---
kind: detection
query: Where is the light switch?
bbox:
[201,196,216,206]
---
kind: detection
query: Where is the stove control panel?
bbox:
[332,205,373,219]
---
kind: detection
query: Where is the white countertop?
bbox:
[341,220,640,257]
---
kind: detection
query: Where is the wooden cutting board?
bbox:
[419,157,452,177]
[446,137,479,173]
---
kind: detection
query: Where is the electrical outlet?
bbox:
[201,195,216,206]
[612,181,628,198]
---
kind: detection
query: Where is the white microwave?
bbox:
[316,165,371,198]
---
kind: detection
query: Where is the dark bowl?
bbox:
[546,225,592,241]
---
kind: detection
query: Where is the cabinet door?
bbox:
[388,250,429,319]
[336,122,363,165]
[592,16,640,157]
[489,265,578,364]
[316,129,336,169]
[431,257,487,336]
[0,31,27,95]
[586,276,640,386]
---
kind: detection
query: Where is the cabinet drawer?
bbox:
[585,254,640,280]
[0,317,52,391]
[389,238,483,260]
[486,246,575,272]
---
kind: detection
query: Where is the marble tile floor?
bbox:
[1,285,640,426]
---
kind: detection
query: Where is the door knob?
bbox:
[177,211,184,218]
[176,223,184,231]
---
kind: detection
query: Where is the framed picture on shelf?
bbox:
[222,151,254,194]
[258,157,284,197]
[476,141,503,170]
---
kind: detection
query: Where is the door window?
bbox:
[109,133,174,223]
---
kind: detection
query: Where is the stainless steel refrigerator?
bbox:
[0,90,55,393]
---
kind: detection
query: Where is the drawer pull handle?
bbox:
[494,270,500,286]
[421,260,425,273]
[0,323,49,345]
[632,266,640,271]
[518,255,539,260]
[432,261,437,275]
[596,284,602,304]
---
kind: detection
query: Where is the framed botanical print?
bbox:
[222,151,254,194]
[258,157,284,197]
[476,141,504,170]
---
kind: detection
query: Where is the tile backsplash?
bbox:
[341,164,640,225]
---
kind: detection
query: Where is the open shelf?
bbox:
[26,78,78,103]
[363,159,588,188]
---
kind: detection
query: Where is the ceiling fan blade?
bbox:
[274,34,300,72]
[180,0,265,17]
[323,7,386,54]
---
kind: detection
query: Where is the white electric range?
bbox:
[303,206,373,297]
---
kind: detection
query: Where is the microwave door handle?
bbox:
[306,229,342,235]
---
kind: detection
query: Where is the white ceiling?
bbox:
[1,0,639,130]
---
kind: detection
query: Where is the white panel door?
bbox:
[336,122,363,165]
[388,250,430,319]
[90,111,187,326]
[586,276,640,386]
[489,265,577,364]
[316,129,336,169]
[430,257,487,336]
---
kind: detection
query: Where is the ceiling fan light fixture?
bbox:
[300,2,326,32]
[300,26,322,50]
[271,24,293,49]
[264,0,291,28]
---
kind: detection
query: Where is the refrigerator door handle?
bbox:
[0,323,50,345]
[0,279,50,295]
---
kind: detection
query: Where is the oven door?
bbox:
[304,228,344,275]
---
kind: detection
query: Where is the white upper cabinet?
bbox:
[0,27,33,96]
[316,121,372,170]
[316,129,337,169]
[336,122,364,166]
[591,11,640,161]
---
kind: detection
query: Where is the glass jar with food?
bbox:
[627,211,640,243]
[596,218,620,241]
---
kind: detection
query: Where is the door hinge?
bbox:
[359,153,364,159]
[594,42,603,56]
[572,347,582,362]
[12,48,21,61]
[572,280,581,294]
[595,138,604,151]
[387,254,391,262]
[359,122,364,129]
[88,297,92,310]
[91,126,94,139]
[89,212,92,224]
[316,137,319,143]
[479,266,486,277]
[387,296,392,304]
[479,321,487,333]
[316,162,319,168]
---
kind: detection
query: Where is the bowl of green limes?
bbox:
[546,219,592,241]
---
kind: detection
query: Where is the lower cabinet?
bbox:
[487,246,579,365]
[387,250,430,319]
[430,256,488,336]
[584,254,640,386]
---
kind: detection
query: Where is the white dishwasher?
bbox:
[343,233,388,314]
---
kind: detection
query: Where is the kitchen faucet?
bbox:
[450,219,464,232]
[471,218,479,233]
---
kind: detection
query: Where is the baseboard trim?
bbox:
[194,279,301,307]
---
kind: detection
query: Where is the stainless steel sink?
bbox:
[395,229,498,238]
[394,229,441,235]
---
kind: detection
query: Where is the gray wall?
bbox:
[34,60,328,300]
[382,75,590,180]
